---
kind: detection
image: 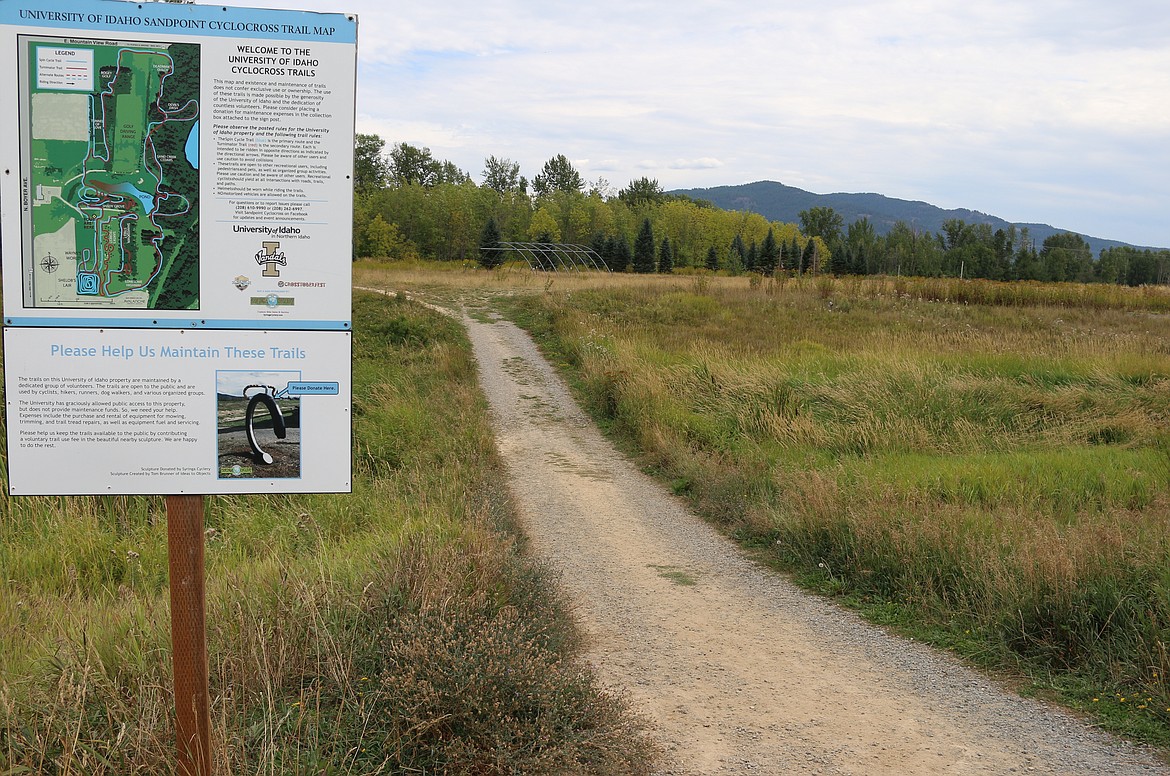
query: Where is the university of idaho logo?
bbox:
[255,241,287,277]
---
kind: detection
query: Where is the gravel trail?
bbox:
[461,308,1168,775]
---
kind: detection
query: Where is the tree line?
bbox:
[353,134,1170,286]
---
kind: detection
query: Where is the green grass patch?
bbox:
[649,564,699,587]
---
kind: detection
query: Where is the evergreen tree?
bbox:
[633,218,656,273]
[758,228,778,274]
[601,235,617,268]
[789,238,801,272]
[658,236,674,273]
[744,242,758,272]
[730,234,745,265]
[705,245,719,272]
[613,236,633,272]
[801,240,817,274]
[478,216,503,269]
[590,232,608,263]
[830,244,851,276]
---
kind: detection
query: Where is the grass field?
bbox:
[0,289,654,774]
[361,262,1170,748]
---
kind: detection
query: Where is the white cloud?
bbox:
[250,0,1170,246]
[669,158,724,171]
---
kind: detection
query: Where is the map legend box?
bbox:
[35,45,92,90]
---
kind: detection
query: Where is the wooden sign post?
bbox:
[167,495,212,776]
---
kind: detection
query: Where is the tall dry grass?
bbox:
[499,271,1170,745]
[0,290,655,774]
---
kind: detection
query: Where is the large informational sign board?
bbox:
[0,0,356,494]
[4,327,351,494]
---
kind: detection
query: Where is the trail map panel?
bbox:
[21,35,200,310]
[20,35,200,308]
[1,1,356,329]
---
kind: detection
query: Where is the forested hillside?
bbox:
[354,135,1170,286]
[670,181,1159,257]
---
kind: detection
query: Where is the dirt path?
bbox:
[461,307,1167,775]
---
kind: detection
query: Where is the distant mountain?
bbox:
[670,181,1157,256]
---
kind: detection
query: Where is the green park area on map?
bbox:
[26,39,200,310]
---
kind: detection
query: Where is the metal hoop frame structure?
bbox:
[480,242,610,273]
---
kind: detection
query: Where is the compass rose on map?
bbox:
[39,254,59,274]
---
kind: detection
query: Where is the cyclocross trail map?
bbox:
[21,36,200,310]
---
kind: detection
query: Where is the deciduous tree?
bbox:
[528,207,561,242]
[354,133,389,193]
[799,206,844,247]
[482,156,524,194]
[532,154,584,197]
[619,177,665,208]
[389,142,438,186]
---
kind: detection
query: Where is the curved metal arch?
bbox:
[480,242,609,272]
[243,385,287,465]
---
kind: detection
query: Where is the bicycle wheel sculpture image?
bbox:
[216,370,302,480]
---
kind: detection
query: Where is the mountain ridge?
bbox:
[669,181,1163,255]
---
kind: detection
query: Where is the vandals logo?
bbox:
[255,241,287,278]
[233,275,251,291]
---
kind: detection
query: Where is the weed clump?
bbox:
[366,579,652,773]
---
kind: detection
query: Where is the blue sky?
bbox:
[242,0,1170,248]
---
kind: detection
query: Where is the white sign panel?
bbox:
[0,0,356,330]
[5,327,351,494]
[0,1,355,495]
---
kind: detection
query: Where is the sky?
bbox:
[241,0,1170,248]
